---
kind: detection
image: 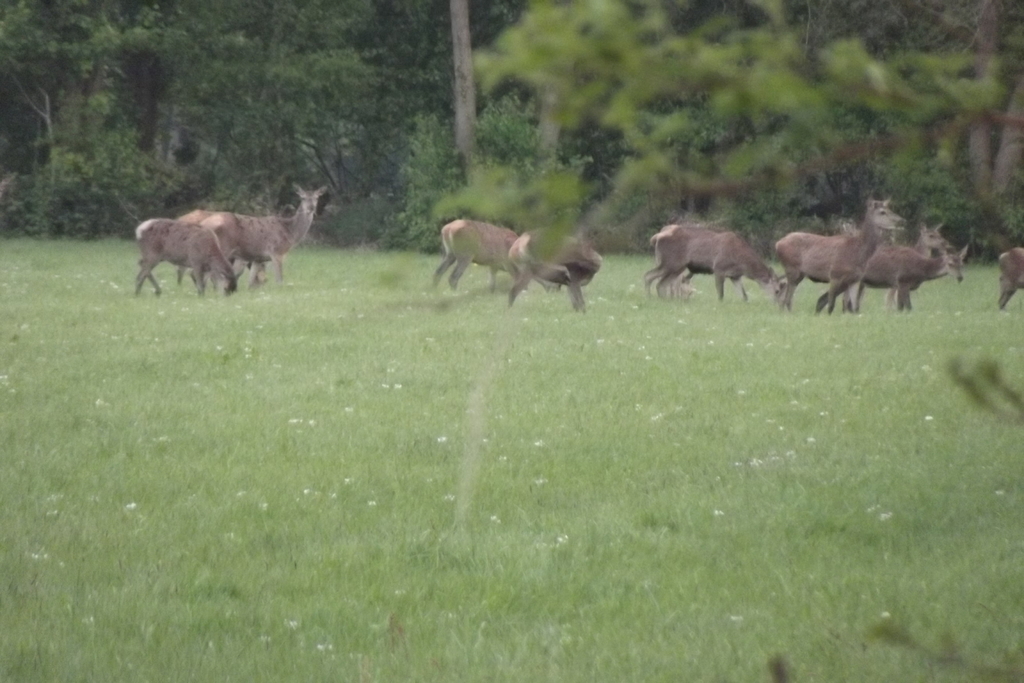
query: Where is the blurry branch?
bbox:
[870,619,1024,682]
[949,357,1024,424]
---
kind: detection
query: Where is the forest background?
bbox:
[0,0,1022,257]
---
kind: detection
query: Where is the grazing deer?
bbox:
[841,244,967,312]
[432,219,519,291]
[775,198,905,313]
[134,219,238,296]
[643,223,781,303]
[193,186,326,288]
[508,232,602,312]
[998,248,1024,310]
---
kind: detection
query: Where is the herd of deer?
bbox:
[134,185,327,296]
[135,190,1024,312]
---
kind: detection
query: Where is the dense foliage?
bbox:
[1,0,1022,254]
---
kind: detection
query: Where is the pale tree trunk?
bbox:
[450,0,475,173]
[993,74,1024,193]
[968,0,998,195]
[539,85,560,156]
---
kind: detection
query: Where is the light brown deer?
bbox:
[134,219,238,296]
[192,186,326,288]
[840,244,967,312]
[508,232,602,312]
[775,198,904,313]
[998,248,1024,310]
[432,219,519,291]
[643,223,781,303]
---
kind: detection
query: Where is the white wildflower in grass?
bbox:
[924,415,934,421]
[436,436,448,443]
[556,535,568,545]
[443,494,456,502]
[125,502,137,511]
[730,615,744,623]
[344,407,354,413]
[713,510,725,517]
[533,478,548,486]
[259,502,268,511]
[879,512,893,521]
[806,437,816,444]
[881,611,891,619]
[490,515,501,524]
[368,500,377,507]
[95,399,109,408]
[534,440,545,447]
[996,490,1006,496]
[316,643,334,652]
[286,620,299,630]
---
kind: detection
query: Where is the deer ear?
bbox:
[316,186,327,196]
[959,245,969,259]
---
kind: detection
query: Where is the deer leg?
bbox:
[136,261,160,296]
[508,269,532,307]
[642,266,663,295]
[433,252,456,287]
[781,273,802,311]
[732,277,748,302]
[488,267,499,293]
[714,274,726,300]
[448,257,471,290]
[567,281,586,312]
[999,277,1015,310]
[897,285,912,311]
[194,266,208,295]
[271,256,284,283]
[176,266,187,285]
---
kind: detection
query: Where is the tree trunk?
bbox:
[450,0,475,173]
[993,74,1024,193]
[967,0,998,195]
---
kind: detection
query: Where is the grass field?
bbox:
[2,237,1023,682]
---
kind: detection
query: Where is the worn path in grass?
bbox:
[2,238,1023,681]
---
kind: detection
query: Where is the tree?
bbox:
[456,0,1022,246]
[450,0,476,172]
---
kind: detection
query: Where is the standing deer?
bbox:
[134,219,238,296]
[841,244,967,312]
[643,223,781,303]
[508,232,602,312]
[432,219,519,291]
[191,186,326,288]
[998,248,1024,310]
[775,198,905,313]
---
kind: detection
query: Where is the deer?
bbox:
[507,232,602,312]
[189,186,326,288]
[840,243,967,312]
[775,198,905,313]
[432,219,519,291]
[643,223,781,303]
[134,218,238,296]
[847,223,955,311]
[998,248,1024,310]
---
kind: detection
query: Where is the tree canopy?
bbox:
[0,0,1021,253]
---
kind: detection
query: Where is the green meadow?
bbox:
[2,238,1023,682]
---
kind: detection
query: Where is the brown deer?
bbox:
[998,248,1024,310]
[508,232,602,312]
[134,219,238,296]
[643,223,781,303]
[775,198,905,313]
[432,219,519,291]
[191,186,326,288]
[841,244,967,312]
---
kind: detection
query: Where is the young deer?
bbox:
[643,223,780,303]
[841,244,967,312]
[433,219,519,291]
[998,247,1024,310]
[775,198,904,313]
[508,232,602,312]
[134,219,238,296]
[193,186,326,288]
